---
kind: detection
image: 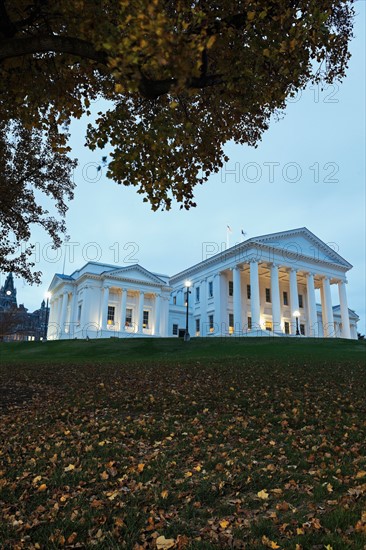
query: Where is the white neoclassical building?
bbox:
[47,263,171,340]
[48,228,359,340]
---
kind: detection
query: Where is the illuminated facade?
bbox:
[48,228,359,340]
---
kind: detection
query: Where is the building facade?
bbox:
[47,228,359,340]
[47,263,171,340]
[0,273,49,341]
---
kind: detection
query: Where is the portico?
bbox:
[169,228,358,339]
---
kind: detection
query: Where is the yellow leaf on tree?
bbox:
[207,36,216,49]
[257,489,269,499]
[185,471,193,477]
[247,12,256,21]
[156,535,175,549]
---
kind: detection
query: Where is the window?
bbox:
[143,310,149,329]
[247,316,252,330]
[229,313,234,334]
[300,323,305,336]
[209,314,214,332]
[107,305,115,325]
[247,284,251,299]
[265,321,272,331]
[172,323,178,336]
[265,288,271,303]
[283,291,288,306]
[196,286,200,302]
[208,281,213,298]
[77,304,82,325]
[125,308,133,327]
[229,281,234,296]
[284,321,290,334]
[298,294,303,308]
[173,296,176,305]
[195,318,200,336]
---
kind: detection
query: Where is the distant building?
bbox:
[48,228,359,340]
[0,273,49,341]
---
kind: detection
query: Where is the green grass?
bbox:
[0,337,365,549]
[1,335,365,365]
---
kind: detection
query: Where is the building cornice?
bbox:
[170,240,349,284]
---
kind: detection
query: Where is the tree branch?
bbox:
[0,34,108,64]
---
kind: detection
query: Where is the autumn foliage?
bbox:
[0,338,365,548]
[0,0,355,280]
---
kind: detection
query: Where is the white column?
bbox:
[200,279,207,336]
[47,298,57,339]
[154,293,161,336]
[80,286,91,335]
[338,280,351,339]
[68,290,78,337]
[120,289,127,332]
[101,286,110,330]
[270,264,281,333]
[306,273,318,337]
[233,266,242,333]
[289,269,299,334]
[214,273,222,334]
[250,261,260,330]
[137,291,144,333]
[59,292,68,336]
[220,272,228,334]
[323,277,334,337]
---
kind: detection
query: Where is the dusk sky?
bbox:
[4,2,365,334]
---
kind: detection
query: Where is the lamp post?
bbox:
[294,310,300,336]
[44,292,51,340]
[184,280,191,342]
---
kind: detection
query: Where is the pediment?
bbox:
[251,228,352,268]
[48,273,74,292]
[104,264,166,285]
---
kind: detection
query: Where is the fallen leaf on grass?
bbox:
[219,519,230,529]
[156,535,175,549]
[257,489,269,499]
[262,535,280,548]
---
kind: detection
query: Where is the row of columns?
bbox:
[195,261,351,338]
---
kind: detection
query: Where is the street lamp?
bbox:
[184,280,191,342]
[294,310,300,336]
[44,291,51,340]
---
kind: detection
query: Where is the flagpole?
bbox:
[226,225,232,249]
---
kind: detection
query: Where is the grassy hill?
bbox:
[0,337,365,549]
[1,335,365,365]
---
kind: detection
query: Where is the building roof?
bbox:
[170,227,352,282]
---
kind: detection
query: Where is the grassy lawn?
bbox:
[0,338,365,549]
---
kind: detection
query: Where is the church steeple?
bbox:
[0,273,17,310]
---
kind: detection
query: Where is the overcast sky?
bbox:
[4,3,365,334]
